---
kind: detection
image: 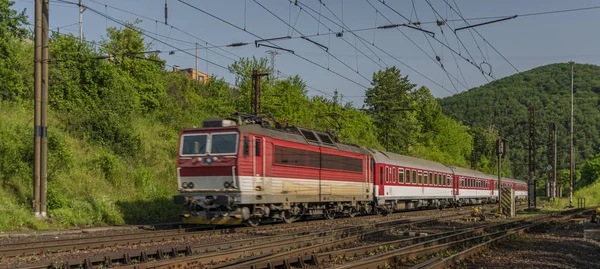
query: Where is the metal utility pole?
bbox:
[251,70,269,115]
[79,0,83,41]
[547,122,557,200]
[497,137,504,215]
[33,0,49,217]
[40,0,49,218]
[266,50,280,78]
[164,0,168,25]
[528,107,536,209]
[33,0,42,217]
[553,123,557,199]
[569,61,575,208]
[547,122,552,198]
[195,43,198,82]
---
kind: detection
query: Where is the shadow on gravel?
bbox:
[116,197,181,225]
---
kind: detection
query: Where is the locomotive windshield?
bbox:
[180,132,238,156]
[210,133,238,154]
[181,134,208,155]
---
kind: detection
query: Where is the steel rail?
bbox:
[6,204,503,268]
[423,208,597,269]
[234,219,528,269]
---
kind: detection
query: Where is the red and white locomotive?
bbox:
[173,114,527,226]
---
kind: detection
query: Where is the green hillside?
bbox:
[440,63,600,192]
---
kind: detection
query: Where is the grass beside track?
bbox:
[0,102,181,231]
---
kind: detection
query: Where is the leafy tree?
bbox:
[364,67,418,153]
[100,22,166,112]
[0,0,28,101]
[579,152,600,188]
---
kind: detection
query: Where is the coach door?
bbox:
[252,136,265,188]
[453,175,460,196]
[378,165,385,196]
[365,156,371,198]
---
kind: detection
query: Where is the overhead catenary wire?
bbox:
[297,0,454,95]
[252,0,372,84]
[311,0,390,68]
[374,0,490,83]
[444,0,519,73]
[405,0,460,93]
[290,1,387,70]
[367,0,464,92]
[428,0,490,71]
[85,0,242,62]
[55,0,233,74]
[177,0,369,89]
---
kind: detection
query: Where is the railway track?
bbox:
[9,206,495,269]
[0,205,486,260]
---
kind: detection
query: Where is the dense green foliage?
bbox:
[440,63,600,194]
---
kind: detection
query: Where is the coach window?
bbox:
[412,170,417,184]
[424,173,428,185]
[392,168,396,183]
[385,167,389,183]
[399,168,404,184]
[406,169,411,184]
[379,167,383,185]
[429,172,433,185]
[418,171,422,185]
[448,175,452,186]
[460,178,464,187]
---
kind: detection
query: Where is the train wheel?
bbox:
[282,211,299,224]
[347,208,358,218]
[363,204,373,215]
[324,209,336,220]
[245,216,261,227]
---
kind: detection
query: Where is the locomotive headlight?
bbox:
[187,182,194,189]
[212,157,219,161]
[182,182,189,188]
[203,157,213,164]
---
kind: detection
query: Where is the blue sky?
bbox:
[13,0,600,106]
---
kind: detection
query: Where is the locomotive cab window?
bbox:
[211,133,239,155]
[180,134,208,156]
